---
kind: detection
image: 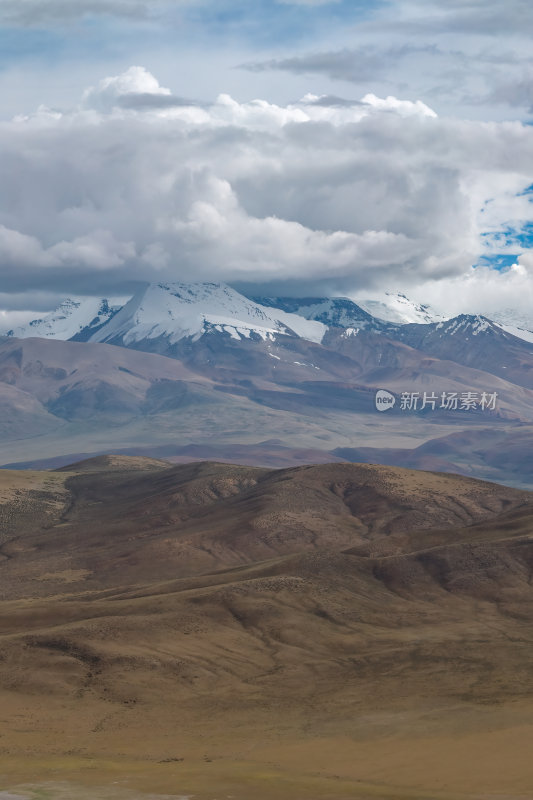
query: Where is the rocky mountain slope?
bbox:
[396,314,533,389]
[2,329,533,482]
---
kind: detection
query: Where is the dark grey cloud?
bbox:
[242,44,528,84]
[484,74,533,112]
[116,92,204,110]
[298,94,363,107]
[243,45,443,84]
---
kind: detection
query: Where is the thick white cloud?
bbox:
[406,259,533,321]
[360,93,436,118]
[1,66,533,311]
[82,65,172,111]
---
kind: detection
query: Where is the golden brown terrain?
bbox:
[1,457,533,800]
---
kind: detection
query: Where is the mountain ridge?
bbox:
[5,282,533,357]
[1,282,533,488]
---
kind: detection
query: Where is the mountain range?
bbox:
[2,281,533,487]
[7,284,533,344]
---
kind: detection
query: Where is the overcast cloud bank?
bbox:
[0,64,531,322]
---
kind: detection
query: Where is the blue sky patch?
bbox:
[0,27,66,68]
[519,183,533,197]
[481,222,533,252]
[478,253,520,271]
[178,0,383,48]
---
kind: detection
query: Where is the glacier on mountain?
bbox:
[88,282,327,346]
[4,297,124,341]
[354,292,446,325]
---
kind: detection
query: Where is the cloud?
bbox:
[1,66,533,311]
[440,0,531,36]
[361,93,436,118]
[0,0,360,29]
[0,0,529,128]
[375,0,533,37]
[0,309,40,329]
[82,65,202,112]
[237,0,533,120]
[405,259,533,321]
[0,0,154,25]
[242,44,442,85]
[239,44,515,121]
[276,0,342,5]
[484,72,533,111]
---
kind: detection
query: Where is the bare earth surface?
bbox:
[1,457,533,800]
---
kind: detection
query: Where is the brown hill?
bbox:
[1,459,529,596]
[1,459,533,800]
[54,454,172,473]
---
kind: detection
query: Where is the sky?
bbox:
[1,0,533,327]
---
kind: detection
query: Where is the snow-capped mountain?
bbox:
[355,292,447,325]
[7,283,533,361]
[486,308,533,330]
[404,314,523,342]
[435,315,499,337]
[355,293,533,345]
[3,286,533,481]
[249,295,396,333]
[396,314,516,353]
[494,322,533,344]
[485,309,533,345]
[396,314,533,389]
[88,282,327,347]
[5,297,124,341]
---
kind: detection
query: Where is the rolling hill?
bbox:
[2,458,533,799]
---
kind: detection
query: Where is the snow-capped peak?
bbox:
[434,314,502,337]
[6,297,124,341]
[88,282,327,346]
[354,292,447,325]
[483,308,533,345]
[248,295,390,331]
